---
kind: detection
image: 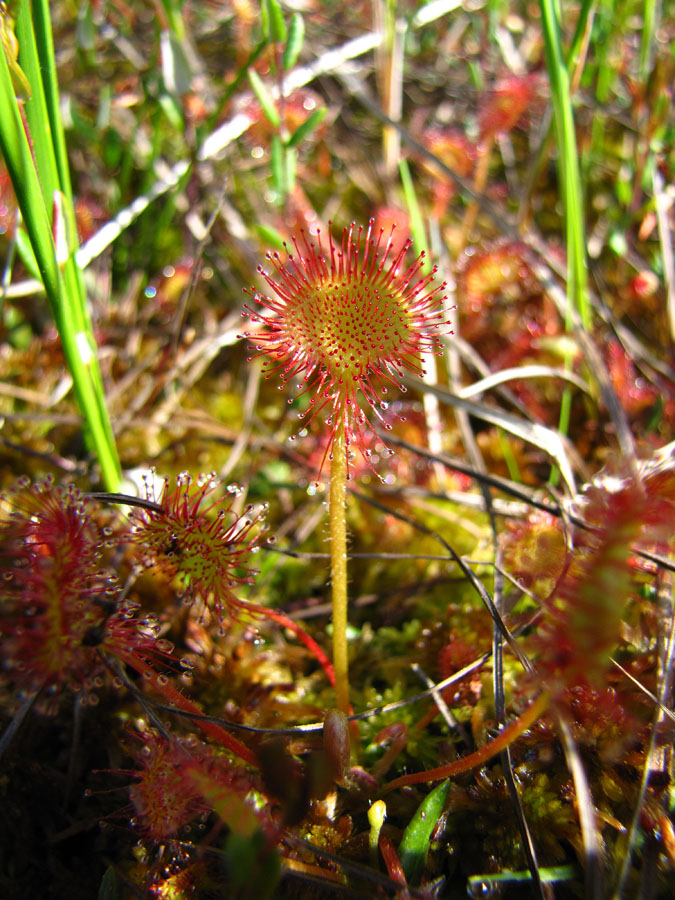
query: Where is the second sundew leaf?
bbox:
[248,68,280,128]
[286,107,326,149]
[397,778,451,885]
[281,12,304,71]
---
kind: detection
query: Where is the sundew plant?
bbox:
[242,220,449,714]
[0,2,674,899]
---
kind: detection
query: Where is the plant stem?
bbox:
[381,691,551,792]
[329,415,350,714]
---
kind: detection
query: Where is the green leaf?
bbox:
[398,779,451,884]
[160,28,192,96]
[538,0,589,329]
[286,107,326,148]
[16,2,60,215]
[281,12,304,70]
[467,865,578,888]
[159,92,184,131]
[76,2,96,53]
[186,768,262,837]
[271,133,284,195]
[221,830,280,900]
[255,223,286,252]
[265,0,287,43]
[285,144,296,193]
[97,866,121,900]
[259,0,270,40]
[248,68,280,128]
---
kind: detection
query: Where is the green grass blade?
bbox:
[0,50,60,301]
[15,2,60,221]
[468,865,578,888]
[639,0,657,81]
[398,158,431,273]
[20,0,88,336]
[248,68,280,128]
[282,12,304,71]
[285,107,326,148]
[1,4,121,490]
[32,0,76,215]
[264,0,287,44]
[538,0,590,330]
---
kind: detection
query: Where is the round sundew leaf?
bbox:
[241,220,451,478]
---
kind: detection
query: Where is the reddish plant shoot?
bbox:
[241,219,450,478]
[478,74,540,143]
[123,729,265,842]
[127,471,265,624]
[529,464,674,693]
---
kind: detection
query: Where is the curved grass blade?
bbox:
[0,1,120,488]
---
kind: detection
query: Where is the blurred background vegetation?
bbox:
[0,0,673,897]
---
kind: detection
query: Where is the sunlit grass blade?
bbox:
[286,107,326,148]
[0,2,120,489]
[639,0,658,80]
[248,68,280,128]
[519,0,595,225]
[538,0,590,331]
[398,157,430,271]
[282,12,304,71]
[467,865,579,890]
[537,0,590,481]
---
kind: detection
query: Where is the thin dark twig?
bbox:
[0,690,39,763]
[99,654,173,741]
[265,546,456,561]
[612,585,675,900]
[171,192,226,352]
[451,354,545,900]
[87,491,163,513]
[126,652,494,737]
[556,711,603,900]
[377,432,561,513]
[281,833,431,898]
[375,436,675,574]
[350,487,533,672]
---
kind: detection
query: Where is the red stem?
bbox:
[381,692,550,792]
[242,600,336,687]
[120,654,259,769]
